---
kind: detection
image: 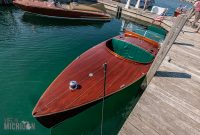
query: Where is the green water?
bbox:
[1,6,149,135]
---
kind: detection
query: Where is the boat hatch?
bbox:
[107,38,155,63]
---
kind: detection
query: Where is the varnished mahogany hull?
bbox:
[32,31,159,128]
[13,1,111,21]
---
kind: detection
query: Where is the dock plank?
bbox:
[119,122,145,135]
[118,19,200,135]
[125,115,160,135]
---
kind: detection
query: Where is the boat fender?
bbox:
[69,80,78,90]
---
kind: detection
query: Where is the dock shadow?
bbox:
[21,12,107,28]
[182,30,196,34]
[155,71,191,79]
[174,42,194,47]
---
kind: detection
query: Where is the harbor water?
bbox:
[0,6,148,135]
[0,0,192,134]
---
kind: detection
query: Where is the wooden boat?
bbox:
[13,0,111,21]
[32,31,160,128]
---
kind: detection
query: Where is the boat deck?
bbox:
[118,22,200,135]
[33,34,159,116]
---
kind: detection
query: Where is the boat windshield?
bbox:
[107,38,155,63]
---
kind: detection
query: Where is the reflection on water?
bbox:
[21,12,106,28]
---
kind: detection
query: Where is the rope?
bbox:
[100,63,107,135]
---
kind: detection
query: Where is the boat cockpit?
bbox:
[106,38,155,64]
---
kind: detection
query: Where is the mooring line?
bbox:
[100,63,107,135]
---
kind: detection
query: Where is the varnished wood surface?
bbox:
[33,32,159,117]
[13,0,111,20]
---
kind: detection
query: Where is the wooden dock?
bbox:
[119,26,200,135]
[108,5,200,135]
[97,1,200,134]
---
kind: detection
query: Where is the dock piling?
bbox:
[143,14,188,87]
[116,5,122,19]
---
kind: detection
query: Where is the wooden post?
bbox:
[116,6,122,19]
[142,14,189,88]
[135,0,141,8]
[125,0,131,9]
[143,0,147,10]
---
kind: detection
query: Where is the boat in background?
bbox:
[13,0,111,21]
[32,31,160,128]
[174,5,187,17]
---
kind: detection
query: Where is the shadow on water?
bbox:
[50,77,145,135]
[21,12,107,28]
[155,71,191,79]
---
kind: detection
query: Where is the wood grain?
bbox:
[33,32,159,117]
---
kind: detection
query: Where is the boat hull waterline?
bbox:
[34,76,145,128]
[32,31,160,128]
